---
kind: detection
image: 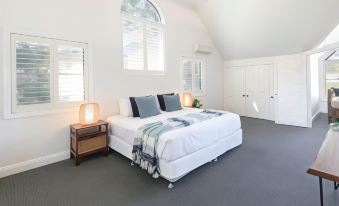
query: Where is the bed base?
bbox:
[108,129,242,188]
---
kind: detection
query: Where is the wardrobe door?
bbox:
[224,67,246,116]
[245,65,270,119]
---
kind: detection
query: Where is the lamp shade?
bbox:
[182,93,193,107]
[79,103,100,125]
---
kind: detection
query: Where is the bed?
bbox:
[107,108,242,188]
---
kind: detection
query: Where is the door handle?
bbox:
[246,95,249,97]
[270,96,274,99]
[242,95,246,97]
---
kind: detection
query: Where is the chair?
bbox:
[328,88,339,123]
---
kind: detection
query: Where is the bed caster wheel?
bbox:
[130,162,134,166]
[213,158,218,162]
[168,183,174,189]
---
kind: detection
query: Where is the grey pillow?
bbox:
[164,94,182,112]
[134,96,160,118]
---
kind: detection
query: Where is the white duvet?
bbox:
[107,108,241,162]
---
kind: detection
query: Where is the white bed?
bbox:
[107,108,242,187]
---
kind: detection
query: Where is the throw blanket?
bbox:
[132,110,227,178]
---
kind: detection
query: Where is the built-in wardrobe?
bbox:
[224,54,309,127]
[224,64,275,121]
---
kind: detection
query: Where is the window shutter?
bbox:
[122,18,144,71]
[15,40,51,106]
[182,57,205,95]
[182,58,193,91]
[146,25,164,71]
[194,60,203,92]
[57,46,85,103]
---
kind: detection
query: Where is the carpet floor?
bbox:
[0,114,337,206]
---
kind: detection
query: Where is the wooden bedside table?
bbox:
[70,120,109,166]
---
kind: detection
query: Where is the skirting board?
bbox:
[0,151,69,178]
[312,112,320,122]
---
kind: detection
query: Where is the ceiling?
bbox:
[175,0,339,60]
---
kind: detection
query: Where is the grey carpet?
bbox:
[0,114,338,206]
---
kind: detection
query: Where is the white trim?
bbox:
[5,107,80,119]
[0,151,69,178]
[312,111,320,122]
[224,56,275,68]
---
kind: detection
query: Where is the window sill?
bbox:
[3,107,79,120]
[122,69,166,76]
[193,92,207,97]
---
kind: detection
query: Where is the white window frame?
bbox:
[2,28,93,119]
[323,59,339,98]
[181,56,206,97]
[121,6,165,75]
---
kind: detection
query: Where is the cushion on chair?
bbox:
[332,88,339,96]
[331,97,339,109]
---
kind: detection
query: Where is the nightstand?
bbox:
[70,120,109,166]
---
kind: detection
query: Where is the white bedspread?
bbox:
[107,108,241,162]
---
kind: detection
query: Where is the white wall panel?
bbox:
[275,54,308,127]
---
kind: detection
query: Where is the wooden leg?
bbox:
[104,148,109,157]
[75,157,80,166]
[319,177,324,206]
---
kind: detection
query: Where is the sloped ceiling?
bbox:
[176,0,339,60]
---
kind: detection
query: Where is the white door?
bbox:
[245,65,270,119]
[224,67,246,116]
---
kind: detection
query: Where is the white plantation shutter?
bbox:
[10,34,89,114]
[15,40,51,106]
[182,57,205,95]
[194,60,204,92]
[121,14,164,72]
[57,46,85,103]
[146,25,164,71]
[182,58,193,91]
[122,18,144,71]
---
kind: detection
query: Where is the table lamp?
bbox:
[182,93,193,107]
[79,103,100,125]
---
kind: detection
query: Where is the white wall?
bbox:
[309,53,321,119]
[0,0,224,177]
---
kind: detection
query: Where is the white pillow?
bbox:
[119,98,133,117]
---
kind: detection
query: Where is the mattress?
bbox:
[107,108,241,162]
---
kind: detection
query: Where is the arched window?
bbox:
[121,0,164,72]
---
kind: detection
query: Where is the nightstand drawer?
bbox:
[72,135,106,154]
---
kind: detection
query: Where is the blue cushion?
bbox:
[134,96,160,118]
[163,94,182,112]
